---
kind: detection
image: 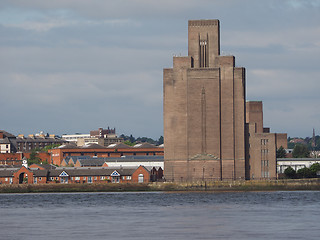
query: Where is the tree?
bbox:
[276,146,286,158]
[129,134,135,143]
[284,166,296,179]
[310,163,320,175]
[124,140,135,146]
[292,144,310,158]
[41,144,62,152]
[297,167,315,178]
[158,136,164,145]
[27,150,41,165]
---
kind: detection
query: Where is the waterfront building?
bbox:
[0,164,151,184]
[246,101,287,179]
[164,20,246,181]
[48,143,164,166]
[163,19,287,181]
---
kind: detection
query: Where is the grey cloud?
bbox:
[1,0,320,138]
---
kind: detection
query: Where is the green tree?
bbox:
[41,143,61,152]
[27,150,41,165]
[276,146,286,158]
[284,166,296,179]
[310,163,320,175]
[292,144,310,158]
[158,136,164,145]
[297,167,315,178]
[136,136,156,144]
[124,140,135,146]
[129,134,135,143]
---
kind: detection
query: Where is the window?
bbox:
[5,178,8,181]
[94,177,97,180]
[83,177,86,180]
[100,176,105,180]
[126,176,131,180]
[75,177,80,181]
[138,174,144,183]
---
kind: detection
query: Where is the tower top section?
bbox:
[188,19,220,68]
[188,19,219,27]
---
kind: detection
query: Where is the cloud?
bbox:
[2,18,139,32]
[1,0,320,138]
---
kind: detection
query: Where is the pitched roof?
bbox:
[29,164,57,170]
[81,143,106,149]
[107,142,132,149]
[49,167,140,177]
[0,137,11,144]
[32,170,48,177]
[0,169,16,177]
[14,138,66,143]
[57,144,79,149]
[105,155,163,162]
[0,130,16,138]
[76,158,107,167]
[133,142,157,148]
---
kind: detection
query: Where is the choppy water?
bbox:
[0,191,319,240]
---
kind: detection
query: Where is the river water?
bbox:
[0,191,319,240]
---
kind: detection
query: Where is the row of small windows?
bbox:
[261,139,268,145]
[48,176,132,181]
[261,171,270,178]
[261,160,269,167]
[17,142,56,150]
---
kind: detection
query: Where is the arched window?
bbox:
[138,174,144,183]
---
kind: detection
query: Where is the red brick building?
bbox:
[0,164,151,184]
[48,143,164,166]
[0,152,51,166]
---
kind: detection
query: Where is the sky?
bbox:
[0,0,320,139]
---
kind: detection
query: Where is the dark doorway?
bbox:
[19,173,25,184]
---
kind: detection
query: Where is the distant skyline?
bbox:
[1,0,320,138]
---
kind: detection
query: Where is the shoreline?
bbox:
[0,178,319,193]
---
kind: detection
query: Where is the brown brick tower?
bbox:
[163,20,246,181]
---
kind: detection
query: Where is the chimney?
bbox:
[0,131,3,139]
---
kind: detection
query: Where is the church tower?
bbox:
[163,20,246,181]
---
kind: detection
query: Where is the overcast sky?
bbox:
[0,0,319,139]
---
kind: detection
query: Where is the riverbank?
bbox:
[1,178,320,193]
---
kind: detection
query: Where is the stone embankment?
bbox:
[0,179,319,193]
